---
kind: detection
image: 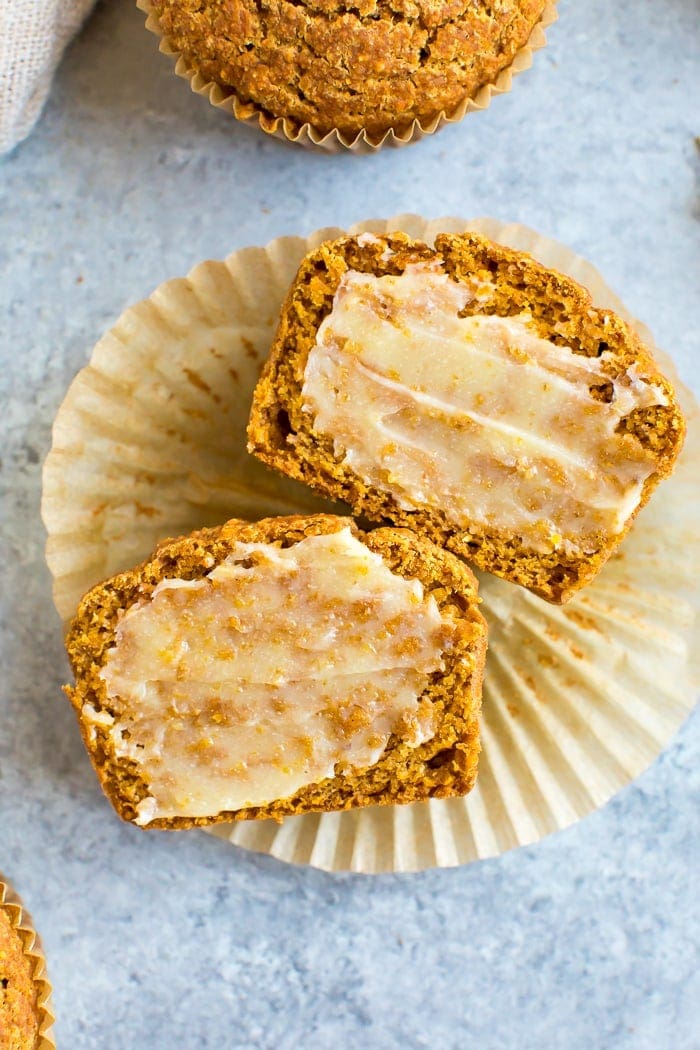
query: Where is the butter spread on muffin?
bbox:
[302,263,668,553]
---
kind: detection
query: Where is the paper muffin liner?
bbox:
[0,876,56,1049]
[135,0,558,154]
[43,216,700,872]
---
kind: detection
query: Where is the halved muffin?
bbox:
[65,514,487,827]
[247,232,686,603]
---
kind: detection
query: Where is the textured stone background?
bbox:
[1,1,698,1047]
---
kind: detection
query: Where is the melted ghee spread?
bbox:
[301,266,668,554]
[91,527,451,824]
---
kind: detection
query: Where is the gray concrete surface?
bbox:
[1,1,698,1047]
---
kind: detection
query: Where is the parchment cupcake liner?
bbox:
[136,1,558,153]
[43,216,700,873]
[0,876,56,1049]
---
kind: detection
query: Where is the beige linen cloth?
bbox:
[0,0,95,154]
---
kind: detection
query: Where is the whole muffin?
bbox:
[0,889,46,1050]
[151,0,549,140]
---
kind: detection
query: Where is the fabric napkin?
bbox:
[0,0,95,154]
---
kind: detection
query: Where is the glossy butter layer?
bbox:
[91,527,451,824]
[301,266,667,554]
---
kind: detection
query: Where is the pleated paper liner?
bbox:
[136,0,558,154]
[0,876,56,1049]
[42,217,699,873]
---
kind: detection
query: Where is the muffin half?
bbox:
[65,514,487,827]
[247,232,686,603]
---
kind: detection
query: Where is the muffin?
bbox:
[147,0,551,144]
[0,879,53,1050]
[43,216,700,871]
[65,513,488,827]
[247,232,686,603]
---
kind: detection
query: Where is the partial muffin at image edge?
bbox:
[247,231,686,604]
[0,879,55,1050]
[146,0,552,145]
[65,513,488,828]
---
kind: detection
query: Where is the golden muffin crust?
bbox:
[151,0,548,138]
[0,906,39,1050]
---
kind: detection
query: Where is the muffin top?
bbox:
[152,0,548,139]
[0,904,40,1050]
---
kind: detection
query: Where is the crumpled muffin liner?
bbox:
[43,216,699,872]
